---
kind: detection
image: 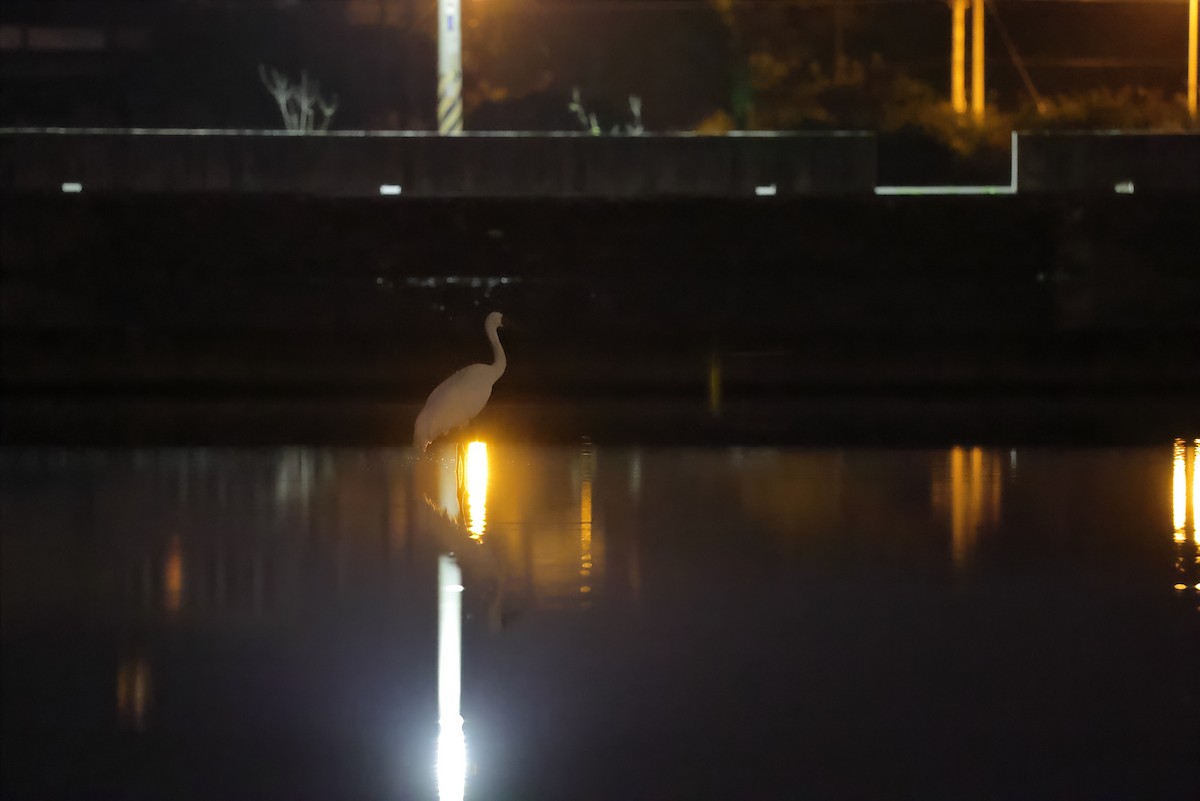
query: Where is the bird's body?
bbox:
[414,312,506,452]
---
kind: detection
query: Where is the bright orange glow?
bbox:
[579,447,595,596]
[950,447,967,562]
[951,0,967,113]
[164,536,183,613]
[1189,0,1197,118]
[971,447,984,534]
[1175,583,1188,591]
[971,0,985,122]
[1173,438,1186,543]
[464,441,488,541]
[941,446,1002,568]
[1193,440,1199,545]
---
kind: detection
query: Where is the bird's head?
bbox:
[485,311,504,331]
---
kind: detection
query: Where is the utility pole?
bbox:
[438,0,463,133]
[971,0,985,122]
[951,0,967,114]
[1189,0,1197,119]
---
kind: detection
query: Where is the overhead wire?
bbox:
[986,0,1045,110]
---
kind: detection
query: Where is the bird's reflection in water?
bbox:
[436,555,466,801]
[426,440,489,542]
[426,444,491,798]
[3,444,1197,801]
[423,439,518,633]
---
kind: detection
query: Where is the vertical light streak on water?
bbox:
[116,652,151,732]
[943,446,1002,571]
[1192,440,1199,546]
[1173,439,1186,543]
[437,555,466,801]
[436,443,462,520]
[163,535,184,614]
[464,441,488,541]
[580,446,593,596]
[950,447,969,567]
[970,447,984,541]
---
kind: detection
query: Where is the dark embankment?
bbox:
[2,193,1198,444]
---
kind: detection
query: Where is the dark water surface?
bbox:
[3,441,1199,800]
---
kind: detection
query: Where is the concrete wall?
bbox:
[0,129,877,197]
[1017,132,1200,193]
[5,129,1198,197]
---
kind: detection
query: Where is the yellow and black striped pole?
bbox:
[950,0,967,115]
[438,0,463,134]
[971,0,985,122]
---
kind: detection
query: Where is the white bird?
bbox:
[414,312,507,453]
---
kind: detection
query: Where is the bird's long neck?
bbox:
[487,324,506,380]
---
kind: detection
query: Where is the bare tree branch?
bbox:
[569,87,645,135]
[258,64,338,133]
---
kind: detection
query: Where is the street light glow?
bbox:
[1189,0,1198,118]
[972,0,985,121]
[952,0,967,114]
[465,441,489,541]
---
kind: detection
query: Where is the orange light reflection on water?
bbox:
[580,446,594,595]
[464,441,488,541]
[163,535,183,613]
[1193,439,1199,546]
[1173,438,1187,543]
[940,446,1002,569]
[1169,438,1199,597]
